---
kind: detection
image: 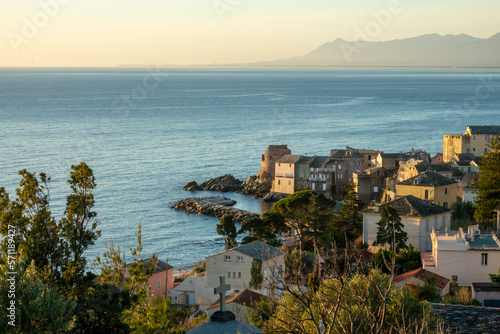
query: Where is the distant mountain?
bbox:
[251,33,500,68]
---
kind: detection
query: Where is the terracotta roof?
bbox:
[394,268,450,289]
[398,171,456,187]
[382,195,450,218]
[467,125,500,135]
[207,289,265,310]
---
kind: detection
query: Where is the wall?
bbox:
[426,249,500,287]
[273,162,295,194]
[260,145,291,179]
[396,184,434,202]
[148,270,174,299]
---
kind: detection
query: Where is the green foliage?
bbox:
[239,212,287,247]
[474,135,500,222]
[216,214,237,250]
[451,201,476,228]
[442,287,481,306]
[489,267,500,282]
[331,181,365,241]
[265,269,434,334]
[125,298,188,334]
[306,264,320,294]
[397,245,421,274]
[0,254,77,333]
[284,249,315,279]
[272,190,335,253]
[250,258,263,289]
[406,278,440,302]
[375,206,408,253]
[247,297,275,329]
[372,249,396,274]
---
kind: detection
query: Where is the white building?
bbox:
[422,226,500,287]
[362,195,451,251]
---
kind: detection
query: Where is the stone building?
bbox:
[259,145,291,179]
[443,125,500,162]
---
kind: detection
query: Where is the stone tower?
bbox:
[259,145,291,179]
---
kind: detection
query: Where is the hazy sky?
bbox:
[1,0,499,67]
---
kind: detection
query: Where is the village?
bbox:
[130,125,500,333]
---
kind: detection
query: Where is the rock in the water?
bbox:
[183,181,203,191]
[239,175,272,198]
[171,196,259,222]
[200,174,242,192]
[262,192,288,202]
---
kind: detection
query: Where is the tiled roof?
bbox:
[232,241,283,262]
[467,125,500,135]
[382,195,450,218]
[296,156,315,164]
[310,156,330,168]
[331,150,363,158]
[277,155,303,164]
[398,171,456,187]
[415,163,453,173]
[206,289,265,310]
[394,268,450,289]
[381,153,418,159]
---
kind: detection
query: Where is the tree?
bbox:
[451,201,476,229]
[216,214,237,250]
[271,190,335,253]
[375,206,408,253]
[249,258,263,289]
[474,135,500,222]
[0,254,76,333]
[239,212,287,247]
[331,181,365,243]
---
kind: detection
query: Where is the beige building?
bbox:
[205,241,285,299]
[362,195,451,251]
[422,226,500,287]
[396,171,457,209]
[272,155,302,194]
[443,125,500,162]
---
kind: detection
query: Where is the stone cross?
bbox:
[214,275,231,312]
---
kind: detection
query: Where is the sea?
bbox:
[1,67,500,269]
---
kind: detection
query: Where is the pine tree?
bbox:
[375,206,408,253]
[474,135,500,222]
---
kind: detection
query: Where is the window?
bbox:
[157,280,161,289]
[289,164,292,167]
[225,255,231,261]
[473,147,476,152]
[311,167,314,172]
[233,272,236,278]
[482,253,488,266]
[485,135,489,140]
[228,272,231,277]
[288,181,291,185]
[339,174,343,179]
[444,188,448,195]
[473,135,476,140]
[238,272,241,278]
[278,163,281,167]
[484,148,488,153]
[424,189,429,200]
[278,180,281,185]
[443,202,448,208]
[237,256,243,262]
[338,165,342,170]
[452,275,458,283]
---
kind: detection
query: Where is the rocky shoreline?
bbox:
[171,196,260,222]
[183,174,282,201]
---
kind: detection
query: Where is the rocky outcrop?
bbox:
[262,192,288,202]
[200,175,242,192]
[183,181,203,191]
[238,175,272,198]
[171,196,259,222]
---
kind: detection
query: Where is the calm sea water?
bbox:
[1,67,500,267]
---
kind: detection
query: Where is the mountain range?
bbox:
[245,33,500,68]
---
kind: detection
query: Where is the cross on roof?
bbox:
[214,275,231,312]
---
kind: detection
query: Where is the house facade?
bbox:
[422,226,500,287]
[396,171,457,208]
[443,125,500,162]
[125,259,174,299]
[362,195,451,251]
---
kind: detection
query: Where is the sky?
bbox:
[1,0,499,67]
